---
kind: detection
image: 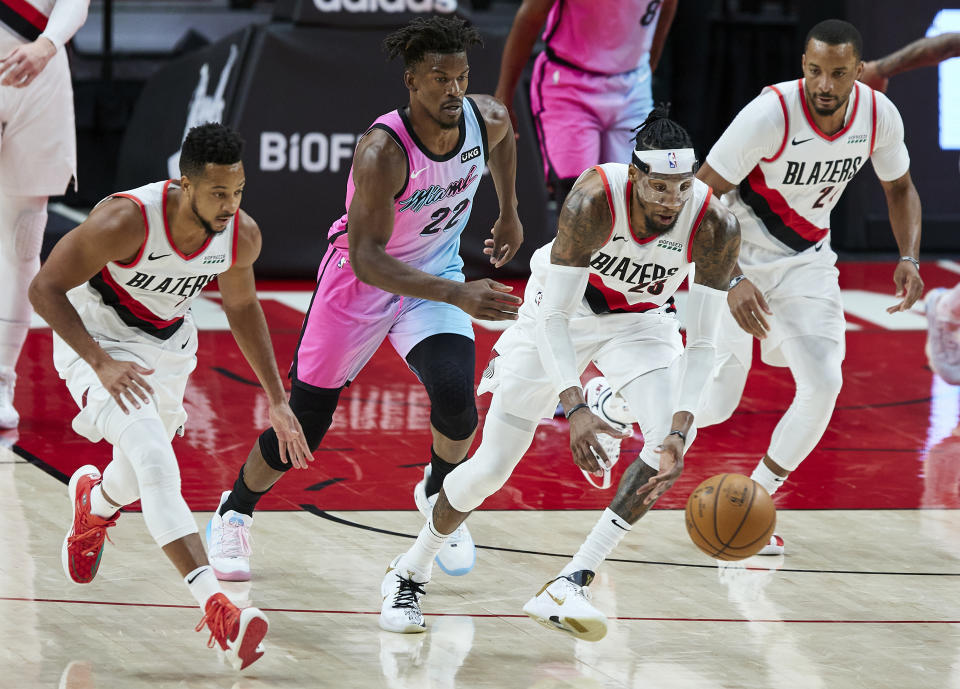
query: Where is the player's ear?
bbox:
[403,68,416,92]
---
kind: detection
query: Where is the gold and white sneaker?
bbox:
[522,570,607,642]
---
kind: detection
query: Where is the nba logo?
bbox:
[667,151,678,169]
[337,256,346,269]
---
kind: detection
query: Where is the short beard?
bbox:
[191,198,219,237]
[643,212,679,235]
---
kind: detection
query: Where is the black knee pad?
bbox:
[258,383,342,472]
[406,333,478,441]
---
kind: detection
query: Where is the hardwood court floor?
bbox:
[3,261,960,688]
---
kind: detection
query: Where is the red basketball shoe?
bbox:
[196,592,268,670]
[61,465,118,584]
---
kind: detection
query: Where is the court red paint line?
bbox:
[1,598,956,624]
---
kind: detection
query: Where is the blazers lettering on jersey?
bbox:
[89,269,185,340]
[590,253,680,290]
[781,157,863,186]
[0,0,48,42]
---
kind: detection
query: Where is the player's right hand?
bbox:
[93,358,155,414]
[568,409,631,476]
[454,279,522,321]
[728,278,772,339]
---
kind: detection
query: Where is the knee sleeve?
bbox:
[12,208,47,261]
[100,445,141,507]
[768,337,843,471]
[442,399,537,513]
[406,334,478,441]
[259,383,341,472]
[117,419,195,547]
[697,350,750,429]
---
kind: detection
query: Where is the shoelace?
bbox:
[67,514,117,553]
[195,597,240,649]
[220,519,251,558]
[391,575,426,610]
[446,524,468,546]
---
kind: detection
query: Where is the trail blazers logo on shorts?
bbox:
[461,146,481,163]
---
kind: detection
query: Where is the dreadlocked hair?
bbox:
[632,103,693,152]
[382,16,483,69]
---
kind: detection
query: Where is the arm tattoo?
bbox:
[550,175,613,267]
[691,203,741,289]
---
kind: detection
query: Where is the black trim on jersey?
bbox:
[531,58,561,188]
[368,122,409,200]
[88,273,185,340]
[583,285,677,316]
[737,177,814,253]
[541,0,564,45]
[398,105,466,162]
[0,5,41,42]
[289,245,340,383]
[328,229,347,244]
[466,97,489,163]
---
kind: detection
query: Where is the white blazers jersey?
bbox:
[531,163,712,315]
[733,78,877,254]
[72,180,238,340]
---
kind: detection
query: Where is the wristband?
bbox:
[667,429,687,443]
[728,274,747,290]
[899,256,920,271]
[564,403,589,419]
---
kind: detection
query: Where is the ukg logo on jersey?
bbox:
[312,0,457,12]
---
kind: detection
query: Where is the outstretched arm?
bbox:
[862,33,960,92]
[217,212,312,468]
[493,0,556,134]
[472,94,522,267]
[637,198,741,505]
[879,171,923,313]
[648,0,678,73]
[536,171,630,476]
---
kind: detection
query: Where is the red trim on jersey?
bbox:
[162,179,215,260]
[586,274,661,313]
[761,85,790,163]
[592,166,616,245]
[97,267,181,328]
[231,211,240,264]
[746,167,828,243]
[869,88,878,156]
[798,78,860,142]
[3,0,48,31]
[110,193,149,268]
[686,188,714,263]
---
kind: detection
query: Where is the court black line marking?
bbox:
[303,506,960,578]
[305,478,347,491]
[3,596,955,623]
[11,444,69,484]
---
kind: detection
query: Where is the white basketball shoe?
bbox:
[380,555,428,634]
[0,366,19,429]
[522,570,607,642]
[583,376,633,489]
[756,534,785,556]
[206,491,253,582]
[413,465,476,576]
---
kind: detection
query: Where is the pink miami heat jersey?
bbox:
[328,98,488,278]
[530,162,712,315]
[706,78,910,256]
[541,0,663,75]
[70,180,238,340]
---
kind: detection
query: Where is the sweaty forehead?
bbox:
[647,172,694,183]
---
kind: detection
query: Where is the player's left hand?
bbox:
[0,38,57,88]
[269,401,313,469]
[636,434,685,505]
[887,260,923,313]
[484,212,523,268]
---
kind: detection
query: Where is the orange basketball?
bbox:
[684,473,776,561]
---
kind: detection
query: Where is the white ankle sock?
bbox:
[89,484,121,519]
[184,566,222,609]
[751,460,787,496]
[560,508,631,577]
[399,519,447,581]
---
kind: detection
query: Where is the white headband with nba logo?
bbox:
[632,148,698,175]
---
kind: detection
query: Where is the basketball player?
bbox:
[494,0,677,205]
[692,19,923,555]
[379,108,741,641]
[28,123,310,670]
[0,0,89,429]
[206,16,522,582]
